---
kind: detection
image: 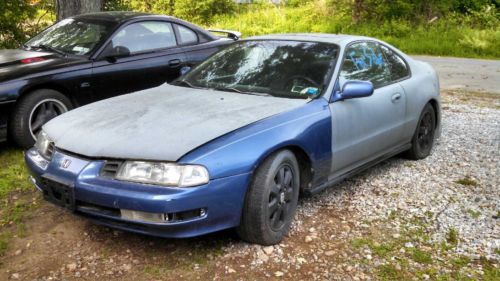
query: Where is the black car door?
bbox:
[173,23,229,69]
[90,20,185,100]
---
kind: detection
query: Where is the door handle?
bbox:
[168,59,181,67]
[391,93,402,103]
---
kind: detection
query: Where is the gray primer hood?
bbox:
[43,84,306,161]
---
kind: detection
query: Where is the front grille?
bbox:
[100,160,123,177]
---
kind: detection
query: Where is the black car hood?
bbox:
[0,49,54,67]
[0,49,88,82]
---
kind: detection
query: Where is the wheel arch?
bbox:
[427,98,440,129]
[17,83,75,106]
[254,144,314,193]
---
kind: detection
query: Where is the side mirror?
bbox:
[332,81,374,102]
[101,45,130,62]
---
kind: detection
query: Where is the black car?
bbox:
[0,11,238,147]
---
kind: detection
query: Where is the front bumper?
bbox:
[25,148,251,238]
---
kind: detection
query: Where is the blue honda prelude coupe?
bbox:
[25,34,441,245]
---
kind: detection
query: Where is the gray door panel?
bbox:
[328,41,412,178]
[329,83,407,177]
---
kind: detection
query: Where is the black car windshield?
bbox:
[175,40,339,99]
[25,18,115,55]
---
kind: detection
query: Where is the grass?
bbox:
[446,228,459,246]
[465,209,481,219]
[0,233,9,257]
[348,213,498,281]
[451,256,471,268]
[377,264,406,281]
[0,146,39,256]
[455,176,479,187]
[411,248,433,264]
[0,148,32,200]
[209,3,500,59]
[481,257,500,281]
[0,147,37,227]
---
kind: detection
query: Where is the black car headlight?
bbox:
[34,130,54,160]
[116,161,209,187]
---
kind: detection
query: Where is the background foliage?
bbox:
[0,0,54,49]
[0,0,498,58]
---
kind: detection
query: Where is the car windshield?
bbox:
[175,40,339,99]
[25,18,115,56]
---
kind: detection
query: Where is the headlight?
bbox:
[116,161,209,187]
[34,131,53,159]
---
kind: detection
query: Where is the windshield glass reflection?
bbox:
[176,40,339,99]
[26,19,115,55]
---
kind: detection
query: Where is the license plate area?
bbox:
[40,175,75,211]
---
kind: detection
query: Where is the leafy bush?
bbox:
[210,1,500,58]
[0,0,52,48]
[174,0,236,24]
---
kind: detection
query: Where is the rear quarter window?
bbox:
[176,25,198,45]
[379,44,410,81]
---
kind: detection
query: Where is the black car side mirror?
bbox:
[102,45,131,62]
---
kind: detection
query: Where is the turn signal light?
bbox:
[21,57,46,64]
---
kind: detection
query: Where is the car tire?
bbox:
[9,89,72,148]
[237,149,300,245]
[404,103,436,160]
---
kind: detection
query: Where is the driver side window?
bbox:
[110,21,176,54]
[340,42,391,89]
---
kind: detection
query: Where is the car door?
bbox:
[90,20,185,100]
[173,24,222,70]
[329,41,408,178]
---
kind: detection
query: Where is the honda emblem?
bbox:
[61,159,71,169]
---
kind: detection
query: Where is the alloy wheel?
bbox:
[28,98,68,140]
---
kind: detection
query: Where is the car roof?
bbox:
[246,33,375,47]
[72,11,219,41]
[72,11,175,24]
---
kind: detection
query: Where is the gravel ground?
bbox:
[1,90,499,280]
[214,91,500,279]
[310,94,500,259]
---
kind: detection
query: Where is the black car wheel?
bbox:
[405,103,436,160]
[237,149,300,245]
[10,89,72,148]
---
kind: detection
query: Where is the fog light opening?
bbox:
[120,208,207,223]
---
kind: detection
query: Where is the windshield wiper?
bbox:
[214,86,243,93]
[173,79,205,89]
[214,86,271,97]
[31,44,67,56]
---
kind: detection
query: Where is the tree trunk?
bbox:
[168,0,175,15]
[56,0,103,21]
[352,0,363,24]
